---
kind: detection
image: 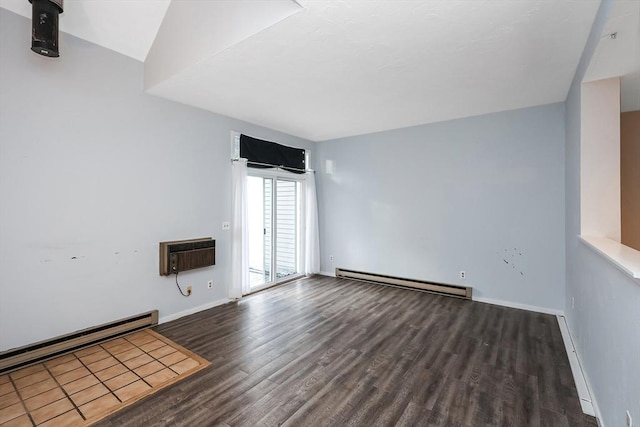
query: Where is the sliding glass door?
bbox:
[247,174,302,291]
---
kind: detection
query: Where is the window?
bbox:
[247,172,304,291]
[231,131,315,294]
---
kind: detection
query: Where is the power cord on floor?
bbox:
[175,271,191,297]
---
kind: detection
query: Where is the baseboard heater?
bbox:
[335,268,472,300]
[0,310,158,374]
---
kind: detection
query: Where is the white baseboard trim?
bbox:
[159,298,232,324]
[557,315,603,425]
[318,270,336,277]
[473,297,564,316]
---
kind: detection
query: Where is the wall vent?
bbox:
[335,268,472,300]
[159,237,215,276]
[0,310,158,374]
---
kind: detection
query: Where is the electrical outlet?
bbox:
[329,255,334,261]
[222,221,230,230]
[186,286,192,295]
[627,410,632,427]
[571,297,575,309]
[460,271,466,279]
[207,280,213,289]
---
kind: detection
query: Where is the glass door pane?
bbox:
[247,176,272,289]
[275,180,299,280]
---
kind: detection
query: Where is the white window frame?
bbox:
[248,168,307,292]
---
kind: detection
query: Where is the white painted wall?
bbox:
[580,77,621,240]
[0,10,313,352]
[315,103,566,312]
[565,1,640,426]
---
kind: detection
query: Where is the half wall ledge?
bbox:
[579,235,640,280]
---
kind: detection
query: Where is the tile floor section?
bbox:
[0,330,210,426]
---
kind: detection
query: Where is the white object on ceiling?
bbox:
[0,0,170,61]
[584,0,640,112]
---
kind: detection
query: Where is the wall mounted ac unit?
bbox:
[159,237,215,276]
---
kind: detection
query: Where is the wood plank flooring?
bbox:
[95,275,597,427]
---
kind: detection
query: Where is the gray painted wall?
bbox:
[0,10,313,351]
[564,1,640,426]
[315,103,566,312]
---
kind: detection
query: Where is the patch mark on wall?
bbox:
[499,248,525,277]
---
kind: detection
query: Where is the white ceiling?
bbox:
[584,0,640,112]
[145,0,602,141]
[1,0,607,141]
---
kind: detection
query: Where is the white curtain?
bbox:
[305,171,320,275]
[230,159,250,298]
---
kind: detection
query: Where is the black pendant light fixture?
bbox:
[29,0,64,57]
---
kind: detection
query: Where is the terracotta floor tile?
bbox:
[49,359,82,376]
[44,353,76,369]
[114,380,151,402]
[0,391,20,410]
[159,351,187,367]
[39,409,84,427]
[86,356,118,373]
[104,372,138,392]
[114,347,143,363]
[56,367,90,385]
[79,348,110,365]
[74,345,102,358]
[148,345,176,360]
[0,382,14,397]
[30,397,73,425]
[18,378,57,400]
[23,387,65,412]
[0,402,25,424]
[62,373,100,395]
[134,361,164,378]
[78,393,120,419]
[9,364,45,381]
[170,358,200,375]
[0,414,32,427]
[93,363,127,383]
[13,370,51,390]
[101,337,127,350]
[126,332,155,346]
[70,383,109,407]
[144,368,177,387]
[0,332,206,427]
[139,339,164,353]
[105,341,135,355]
[123,354,153,370]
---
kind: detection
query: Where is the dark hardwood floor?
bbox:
[96,275,597,427]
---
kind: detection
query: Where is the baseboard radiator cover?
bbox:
[335,268,472,300]
[0,310,159,374]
